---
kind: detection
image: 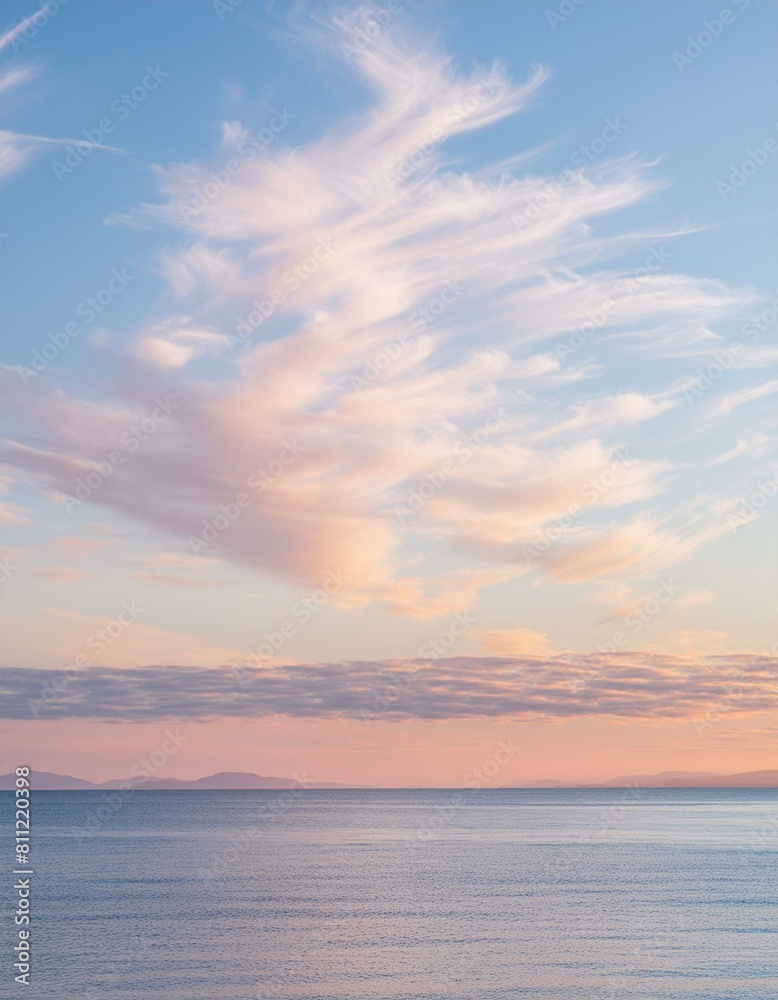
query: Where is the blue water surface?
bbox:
[2,788,776,999]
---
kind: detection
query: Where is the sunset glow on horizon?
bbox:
[1,0,776,787]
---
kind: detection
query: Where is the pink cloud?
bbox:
[0,15,755,616]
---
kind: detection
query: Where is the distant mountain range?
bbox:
[0,770,363,790]
[1,768,777,790]
[503,770,778,788]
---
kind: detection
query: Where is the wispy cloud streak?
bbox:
[0,11,761,613]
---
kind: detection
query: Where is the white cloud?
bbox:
[713,433,771,465]
[0,14,762,616]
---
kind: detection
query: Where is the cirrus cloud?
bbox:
[0,11,760,617]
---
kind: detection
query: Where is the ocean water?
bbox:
[2,788,777,999]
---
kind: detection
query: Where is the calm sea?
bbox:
[2,788,777,998]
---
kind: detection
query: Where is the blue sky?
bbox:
[1,1,776,782]
[3,0,776,308]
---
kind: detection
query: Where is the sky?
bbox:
[0,0,776,786]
